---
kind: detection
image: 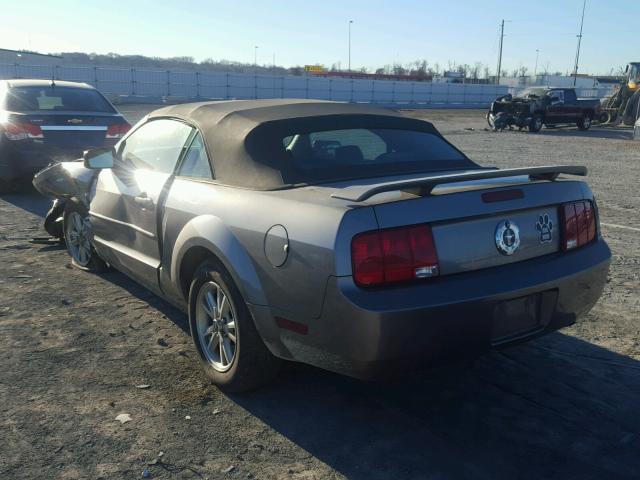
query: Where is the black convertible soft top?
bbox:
[149,99,474,189]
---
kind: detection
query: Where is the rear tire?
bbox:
[623,90,640,126]
[188,259,280,392]
[577,115,593,131]
[529,115,543,133]
[63,202,108,272]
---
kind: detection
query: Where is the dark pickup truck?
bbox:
[488,87,601,132]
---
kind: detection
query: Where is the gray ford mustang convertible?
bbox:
[33,100,611,391]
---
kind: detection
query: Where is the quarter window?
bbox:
[178,132,213,179]
[119,119,193,174]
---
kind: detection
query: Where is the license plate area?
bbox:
[491,290,557,344]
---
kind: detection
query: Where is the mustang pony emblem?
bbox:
[536,214,553,243]
[495,220,520,256]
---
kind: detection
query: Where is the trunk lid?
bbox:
[6,111,127,163]
[27,111,125,149]
[370,178,585,276]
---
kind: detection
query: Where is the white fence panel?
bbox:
[0,62,510,107]
[95,67,132,95]
[198,72,227,99]
[330,78,352,102]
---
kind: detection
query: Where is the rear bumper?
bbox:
[0,141,77,181]
[0,138,116,181]
[259,238,611,379]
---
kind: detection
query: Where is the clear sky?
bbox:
[0,0,637,75]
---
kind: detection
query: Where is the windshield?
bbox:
[3,86,116,113]
[630,64,640,82]
[282,128,472,183]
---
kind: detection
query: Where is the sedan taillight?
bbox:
[352,225,439,287]
[560,200,596,251]
[3,122,43,141]
[106,123,132,139]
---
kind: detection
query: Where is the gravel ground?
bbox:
[1,106,639,480]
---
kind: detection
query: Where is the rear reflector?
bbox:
[352,224,439,287]
[3,122,43,141]
[275,317,309,335]
[560,200,596,251]
[106,123,132,139]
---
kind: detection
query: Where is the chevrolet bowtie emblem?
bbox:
[67,118,83,124]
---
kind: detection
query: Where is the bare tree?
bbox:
[392,63,406,76]
[470,62,483,80]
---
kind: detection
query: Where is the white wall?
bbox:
[0,62,509,108]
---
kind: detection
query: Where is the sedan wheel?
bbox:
[195,281,238,372]
[63,203,107,272]
[188,259,281,392]
[66,211,92,267]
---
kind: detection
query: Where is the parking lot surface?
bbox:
[1,107,639,479]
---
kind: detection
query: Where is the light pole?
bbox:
[534,49,539,77]
[254,46,259,68]
[572,0,587,86]
[496,19,504,85]
[348,20,353,72]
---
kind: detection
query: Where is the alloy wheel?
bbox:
[195,281,238,372]
[66,211,92,267]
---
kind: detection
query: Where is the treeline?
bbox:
[53,52,296,75]
[33,51,596,78]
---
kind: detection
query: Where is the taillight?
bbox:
[3,122,43,141]
[106,123,131,139]
[560,200,596,251]
[352,224,439,287]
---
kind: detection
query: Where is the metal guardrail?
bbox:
[0,62,509,107]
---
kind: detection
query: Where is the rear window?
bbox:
[4,86,115,113]
[283,128,467,173]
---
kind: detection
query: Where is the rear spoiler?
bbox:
[330,165,587,202]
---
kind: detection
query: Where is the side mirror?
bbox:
[84,147,115,169]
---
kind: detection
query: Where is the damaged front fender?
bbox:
[32,160,97,209]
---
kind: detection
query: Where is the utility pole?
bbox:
[534,49,540,77]
[573,0,586,86]
[348,20,353,72]
[496,19,504,85]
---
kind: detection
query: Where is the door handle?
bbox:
[134,193,154,209]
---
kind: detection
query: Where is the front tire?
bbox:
[529,115,543,132]
[188,259,280,392]
[63,202,107,272]
[44,200,65,239]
